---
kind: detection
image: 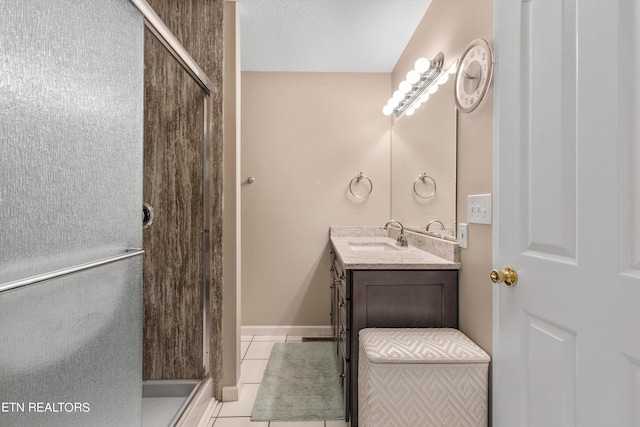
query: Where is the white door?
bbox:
[493,1,640,426]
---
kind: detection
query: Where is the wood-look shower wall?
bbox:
[142,0,223,395]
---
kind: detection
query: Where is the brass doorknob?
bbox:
[490,267,518,287]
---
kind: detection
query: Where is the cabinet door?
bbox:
[349,269,458,426]
[330,275,337,344]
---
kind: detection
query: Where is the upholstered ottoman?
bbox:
[358,328,490,427]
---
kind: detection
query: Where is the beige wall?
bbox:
[391,0,494,354]
[240,0,494,356]
[241,72,391,326]
[222,1,241,394]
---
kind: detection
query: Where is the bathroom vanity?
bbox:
[329,226,461,426]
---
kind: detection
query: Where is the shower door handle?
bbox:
[143,203,155,229]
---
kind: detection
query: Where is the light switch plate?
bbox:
[458,223,468,248]
[468,194,492,224]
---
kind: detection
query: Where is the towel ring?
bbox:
[349,172,373,199]
[413,173,436,199]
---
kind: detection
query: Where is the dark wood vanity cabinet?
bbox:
[330,251,350,416]
[330,249,458,426]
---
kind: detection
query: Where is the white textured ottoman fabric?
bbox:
[358,328,490,427]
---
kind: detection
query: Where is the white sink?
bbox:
[347,241,399,251]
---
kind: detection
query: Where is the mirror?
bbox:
[390,74,457,239]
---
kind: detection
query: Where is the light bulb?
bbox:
[392,90,404,102]
[419,93,430,103]
[406,70,420,84]
[414,57,431,73]
[399,80,412,94]
[437,72,449,85]
[405,108,415,116]
[447,61,458,74]
[387,97,399,108]
[382,105,394,116]
[427,84,439,95]
[413,100,422,109]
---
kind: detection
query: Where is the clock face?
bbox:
[455,39,493,113]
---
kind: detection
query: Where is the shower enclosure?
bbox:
[1,0,215,426]
[0,0,145,426]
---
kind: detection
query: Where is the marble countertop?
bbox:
[330,235,460,270]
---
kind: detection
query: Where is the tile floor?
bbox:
[197,335,350,427]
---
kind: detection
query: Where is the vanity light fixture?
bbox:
[383,53,459,119]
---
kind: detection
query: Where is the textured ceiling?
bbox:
[230,0,432,73]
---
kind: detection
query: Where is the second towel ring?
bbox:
[413,173,436,199]
[349,172,373,199]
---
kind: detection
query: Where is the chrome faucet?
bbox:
[383,220,408,247]
[426,220,445,233]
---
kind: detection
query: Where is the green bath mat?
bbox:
[250,342,345,422]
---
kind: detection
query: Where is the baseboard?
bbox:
[221,384,239,402]
[241,325,332,337]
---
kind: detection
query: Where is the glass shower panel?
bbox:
[143,26,205,380]
[0,0,144,425]
[0,259,142,427]
[0,0,144,281]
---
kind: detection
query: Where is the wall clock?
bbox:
[454,39,493,113]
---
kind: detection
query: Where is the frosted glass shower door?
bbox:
[0,259,143,426]
[0,0,145,426]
